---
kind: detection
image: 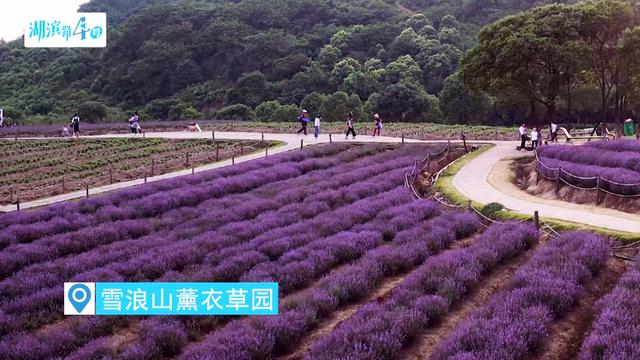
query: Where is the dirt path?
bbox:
[278,275,405,360]
[401,236,549,360]
[532,257,627,360]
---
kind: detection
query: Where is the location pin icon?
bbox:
[68,284,91,313]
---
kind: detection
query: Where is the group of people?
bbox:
[296,111,383,140]
[518,121,559,151]
[62,112,142,138]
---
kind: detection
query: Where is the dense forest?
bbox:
[1,0,638,127]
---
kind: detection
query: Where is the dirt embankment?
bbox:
[513,159,640,214]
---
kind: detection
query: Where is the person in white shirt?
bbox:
[314,115,321,139]
[550,121,558,142]
[519,124,527,151]
[531,127,539,149]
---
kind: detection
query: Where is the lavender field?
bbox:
[0,142,634,360]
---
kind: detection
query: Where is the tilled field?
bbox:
[0,142,634,360]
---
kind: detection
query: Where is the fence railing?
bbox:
[534,151,640,203]
[1,140,271,208]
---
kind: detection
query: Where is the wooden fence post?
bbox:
[240,144,244,155]
[300,139,303,150]
[265,146,268,157]
[62,176,66,192]
[261,132,264,141]
[534,211,540,231]
[186,152,190,167]
[329,134,332,143]
[402,134,405,144]
[555,168,562,197]
[461,132,468,152]
[109,167,113,184]
[467,200,472,211]
[85,184,89,198]
[151,159,155,177]
[192,167,195,174]
[16,198,20,212]
[596,176,602,204]
[216,145,219,161]
[232,156,235,165]
[212,130,215,140]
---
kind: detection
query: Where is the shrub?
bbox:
[480,202,505,219]
[255,101,281,122]
[214,104,255,121]
[77,101,108,123]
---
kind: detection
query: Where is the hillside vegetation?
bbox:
[5,0,623,127]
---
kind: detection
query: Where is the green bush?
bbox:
[480,202,505,219]
[169,102,202,120]
[215,104,256,121]
[255,100,281,122]
[272,104,299,123]
[77,101,108,123]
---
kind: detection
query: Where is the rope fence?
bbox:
[1,140,271,207]
[533,150,640,203]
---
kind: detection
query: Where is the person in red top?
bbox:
[372,113,382,136]
[345,112,356,139]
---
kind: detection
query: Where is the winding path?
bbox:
[2,132,639,235]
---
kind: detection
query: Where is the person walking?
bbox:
[129,112,140,134]
[372,113,382,136]
[549,121,558,142]
[518,124,527,151]
[345,112,356,139]
[531,127,539,149]
[70,113,80,139]
[297,110,309,135]
[314,114,321,140]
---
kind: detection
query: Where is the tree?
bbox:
[272,104,299,122]
[215,104,255,121]
[301,92,326,116]
[77,101,108,122]
[439,74,492,124]
[320,91,363,122]
[255,100,281,122]
[225,71,271,108]
[341,71,381,101]
[318,45,342,68]
[331,57,360,86]
[459,4,585,122]
[577,0,634,125]
[376,81,440,122]
[385,55,423,85]
[406,14,432,32]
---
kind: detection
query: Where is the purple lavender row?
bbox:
[0,183,412,358]
[179,209,479,360]
[307,222,538,359]
[0,143,353,232]
[538,157,640,195]
[431,231,610,360]
[0,172,409,336]
[584,139,640,153]
[579,255,640,360]
[0,143,406,250]
[0,147,416,277]
[0,163,412,306]
[538,143,640,173]
[2,189,420,360]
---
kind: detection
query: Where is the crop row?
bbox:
[432,231,610,359]
[308,222,538,359]
[0,146,432,358]
[179,209,479,360]
[538,142,640,174]
[579,255,640,360]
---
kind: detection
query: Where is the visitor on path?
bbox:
[314,114,321,139]
[345,112,356,139]
[518,124,527,151]
[372,113,382,136]
[70,114,80,138]
[550,121,558,142]
[62,126,70,137]
[297,110,309,135]
[531,127,539,149]
[129,112,140,134]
